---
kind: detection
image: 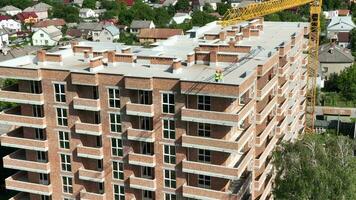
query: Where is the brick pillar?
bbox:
[89,57,103,72]
[219,31,226,41]
[37,50,46,64]
[242,27,250,38]
[108,51,115,67]
[122,47,131,54]
[70,41,79,52]
[172,59,182,74]
[83,50,90,62]
[210,50,217,67]
[187,52,195,67]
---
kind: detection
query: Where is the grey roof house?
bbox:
[130,20,155,34]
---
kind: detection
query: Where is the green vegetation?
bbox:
[350,28,356,56]
[51,3,80,23]
[0,79,18,111]
[321,64,356,107]
[82,0,97,9]
[273,132,356,200]
[0,0,32,9]
[115,32,138,45]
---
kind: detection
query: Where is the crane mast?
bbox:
[219,0,323,132]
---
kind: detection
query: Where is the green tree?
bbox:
[350,28,356,53]
[191,10,217,27]
[337,64,356,100]
[216,3,231,16]
[273,133,356,200]
[153,7,173,27]
[82,0,96,9]
[323,73,339,92]
[52,4,80,23]
[175,0,190,12]
[0,0,32,10]
[117,32,137,45]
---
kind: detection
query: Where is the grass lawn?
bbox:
[321,92,356,108]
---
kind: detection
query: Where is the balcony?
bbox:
[75,121,102,136]
[278,59,290,77]
[128,152,156,167]
[259,174,273,200]
[183,159,235,179]
[277,81,289,97]
[127,128,155,142]
[181,100,254,126]
[276,99,288,116]
[254,162,273,191]
[276,117,288,137]
[71,73,98,86]
[80,190,106,200]
[299,86,307,96]
[0,129,48,151]
[79,167,105,182]
[288,87,298,99]
[3,150,50,173]
[299,100,306,111]
[288,117,299,132]
[288,103,299,116]
[183,184,232,200]
[255,136,278,169]
[126,102,154,117]
[257,76,278,101]
[73,97,100,111]
[5,172,52,196]
[256,117,276,146]
[129,176,156,191]
[182,124,253,153]
[256,96,277,124]
[9,192,30,200]
[0,107,46,129]
[0,85,44,105]
[77,145,103,159]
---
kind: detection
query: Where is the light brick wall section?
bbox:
[0,21,308,200]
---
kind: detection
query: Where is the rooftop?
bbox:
[0,20,308,86]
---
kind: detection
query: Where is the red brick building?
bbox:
[0,19,308,200]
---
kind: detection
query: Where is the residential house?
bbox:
[138,28,183,43]
[162,0,178,6]
[0,16,21,32]
[77,22,104,40]
[0,5,22,16]
[73,0,84,7]
[192,0,221,11]
[338,9,350,16]
[66,28,83,38]
[32,25,63,46]
[130,20,155,34]
[23,2,52,20]
[0,45,42,61]
[32,19,66,32]
[16,12,39,25]
[117,24,128,32]
[319,43,354,80]
[79,8,98,18]
[97,25,120,42]
[336,32,351,48]
[170,13,191,24]
[94,9,107,18]
[0,29,9,51]
[327,16,356,38]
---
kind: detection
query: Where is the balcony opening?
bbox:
[141,166,154,179]
[229,171,252,196]
[77,85,99,99]
[80,135,102,148]
[140,142,154,155]
[186,95,234,112]
[77,110,101,124]
[1,79,42,94]
[3,104,45,118]
[128,89,153,105]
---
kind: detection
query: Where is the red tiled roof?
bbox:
[0,15,11,21]
[33,19,66,28]
[338,9,350,16]
[119,0,134,6]
[16,12,38,21]
[138,28,184,39]
[66,28,83,37]
[337,32,350,43]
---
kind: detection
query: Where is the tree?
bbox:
[52,4,80,23]
[350,28,356,54]
[216,3,231,16]
[0,0,32,10]
[337,64,356,100]
[191,11,217,27]
[273,133,356,200]
[323,73,339,92]
[175,0,190,12]
[82,0,96,9]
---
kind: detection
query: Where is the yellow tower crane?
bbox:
[219,0,322,132]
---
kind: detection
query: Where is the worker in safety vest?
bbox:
[214,69,223,82]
